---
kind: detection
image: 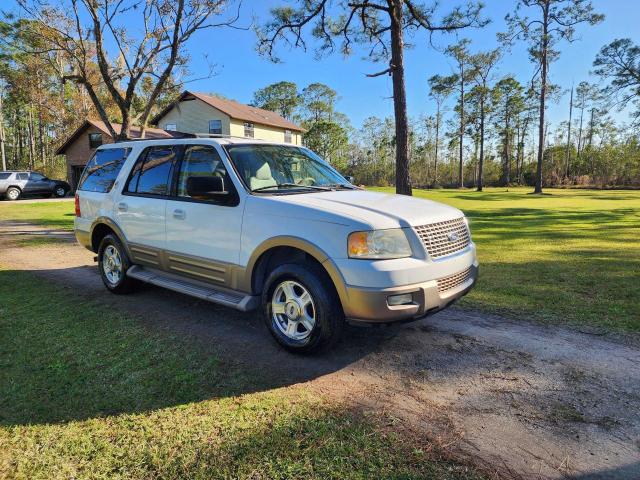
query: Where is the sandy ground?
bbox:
[1,220,639,480]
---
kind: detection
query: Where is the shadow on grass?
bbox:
[0,268,386,427]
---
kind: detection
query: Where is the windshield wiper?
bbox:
[252,183,332,192]
[326,183,357,190]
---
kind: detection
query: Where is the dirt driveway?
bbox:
[1,221,639,480]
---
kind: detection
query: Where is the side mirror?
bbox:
[345,175,355,184]
[186,176,227,199]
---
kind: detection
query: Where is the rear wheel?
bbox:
[6,187,20,201]
[262,262,344,353]
[98,234,136,294]
[54,186,67,198]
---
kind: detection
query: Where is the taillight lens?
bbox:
[74,193,81,217]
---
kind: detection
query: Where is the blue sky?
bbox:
[7,0,639,129]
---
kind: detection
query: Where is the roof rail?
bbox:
[113,132,197,143]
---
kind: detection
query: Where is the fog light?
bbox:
[387,293,413,306]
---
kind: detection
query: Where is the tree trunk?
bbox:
[534,3,549,194]
[564,85,573,181]
[434,102,440,185]
[28,107,36,170]
[389,0,412,196]
[577,103,585,161]
[0,92,6,171]
[458,66,465,188]
[477,97,485,192]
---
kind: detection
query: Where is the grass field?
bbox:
[0,269,481,479]
[1,187,638,333]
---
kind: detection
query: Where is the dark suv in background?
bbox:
[0,171,70,200]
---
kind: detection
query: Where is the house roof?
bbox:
[151,91,305,132]
[55,119,186,155]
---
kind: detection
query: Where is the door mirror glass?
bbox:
[186,176,227,199]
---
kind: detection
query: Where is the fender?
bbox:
[90,217,132,257]
[242,235,350,309]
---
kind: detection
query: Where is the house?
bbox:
[151,91,304,145]
[55,120,186,189]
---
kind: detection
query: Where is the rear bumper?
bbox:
[343,261,478,323]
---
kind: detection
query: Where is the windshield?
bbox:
[224,144,351,193]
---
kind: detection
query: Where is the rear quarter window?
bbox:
[78,148,130,193]
[0,173,11,180]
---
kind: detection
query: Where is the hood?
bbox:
[263,190,464,229]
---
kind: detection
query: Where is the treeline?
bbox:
[1,1,639,191]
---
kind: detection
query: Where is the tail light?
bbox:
[74,193,81,217]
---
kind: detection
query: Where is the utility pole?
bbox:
[564,83,573,181]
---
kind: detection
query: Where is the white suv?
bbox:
[75,136,478,352]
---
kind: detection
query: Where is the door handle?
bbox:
[117,202,128,212]
[173,209,186,220]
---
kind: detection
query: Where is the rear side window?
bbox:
[0,173,11,180]
[16,173,29,180]
[126,146,177,196]
[78,148,130,193]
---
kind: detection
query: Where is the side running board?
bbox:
[127,265,260,312]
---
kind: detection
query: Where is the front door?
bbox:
[115,145,177,266]
[165,144,244,287]
[24,172,50,194]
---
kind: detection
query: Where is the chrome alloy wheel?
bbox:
[271,280,316,341]
[55,187,66,197]
[7,189,19,200]
[102,245,123,285]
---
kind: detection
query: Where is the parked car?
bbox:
[0,171,71,200]
[74,137,478,353]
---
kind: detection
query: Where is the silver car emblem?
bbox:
[447,232,459,242]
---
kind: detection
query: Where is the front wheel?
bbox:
[53,186,67,198]
[98,234,136,294]
[263,262,344,353]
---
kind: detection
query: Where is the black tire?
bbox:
[6,187,20,201]
[98,234,136,294]
[262,262,344,353]
[53,186,67,198]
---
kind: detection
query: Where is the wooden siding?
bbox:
[157,98,232,135]
[229,120,302,145]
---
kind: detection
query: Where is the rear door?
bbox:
[24,173,50,194]
[164,144,244,287]
[115,145,178,265]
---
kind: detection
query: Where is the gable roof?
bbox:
[55,119,186,155]
[152,91,305,132]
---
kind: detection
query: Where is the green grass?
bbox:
[0,200,75,230]
[374,187,640,332]
[0,269,481,480]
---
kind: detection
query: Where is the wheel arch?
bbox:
[245,236,349,309]
[90,217,131,256]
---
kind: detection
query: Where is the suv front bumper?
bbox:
[342,261,478,323]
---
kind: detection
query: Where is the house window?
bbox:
[284,129,292,143]
[209,119,222,135]
[89,133,103,149]
[165,123,177,131]
[244,122,254,138]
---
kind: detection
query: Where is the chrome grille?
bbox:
[437,267,473,293]
[414,217,470,259]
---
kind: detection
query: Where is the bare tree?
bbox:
[16,0,240,140]
[257,0,487,196]
[502,0,603,194]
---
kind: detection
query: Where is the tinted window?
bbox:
[127,146,176,196]
[30,173,46,181]
[0,173,11,180]
[79,148,130,193]
[177,145,227,197]
[89,133,103,149]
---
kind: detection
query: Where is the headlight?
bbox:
[348,229,412,259]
